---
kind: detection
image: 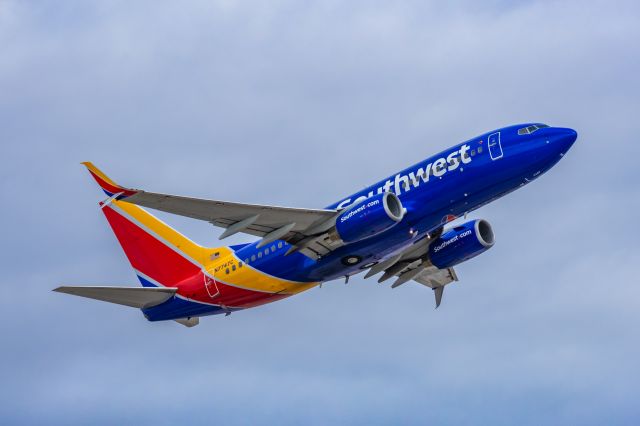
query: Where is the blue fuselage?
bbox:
[234,124,577,283]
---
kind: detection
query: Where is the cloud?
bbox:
[1,0,639,424]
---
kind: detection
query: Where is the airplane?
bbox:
[55,123,577,327]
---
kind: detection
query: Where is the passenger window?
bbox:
[244,258,249,264]
[232,265,236,271]
[277,242,283,249]
[257,252,262,259]
[225,268,230,274]
[239,262,243,268]
[264,249,269,256]
[251,255,256,262]
[477,146,483,153]
[271,246,276,253]
[471,150,476,156]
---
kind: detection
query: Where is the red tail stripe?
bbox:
[104,205,287,308]
[103,206,198,284]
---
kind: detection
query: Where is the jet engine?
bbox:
[333,192,405,244]
[428,219,495,269]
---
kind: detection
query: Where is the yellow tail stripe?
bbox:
[112,200,318,294]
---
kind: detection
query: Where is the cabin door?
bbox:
[488,132,503,160]
[203,267,221,299]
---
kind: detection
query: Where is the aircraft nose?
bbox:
[555,127,578,150]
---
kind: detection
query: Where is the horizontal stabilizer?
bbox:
[53,286,178,309]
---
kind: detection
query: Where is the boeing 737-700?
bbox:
[55,123,577,327]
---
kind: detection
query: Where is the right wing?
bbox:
[82,162,341,258]
[116,191,337,240]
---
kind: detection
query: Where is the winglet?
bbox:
[81,162,138,199]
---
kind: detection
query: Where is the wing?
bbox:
[362,232,458,308]
[83,162,341,258]
[118,191,336,240]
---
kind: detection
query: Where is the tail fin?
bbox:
[82,163,212,287]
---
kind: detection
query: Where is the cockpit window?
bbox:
[517,124,549,135]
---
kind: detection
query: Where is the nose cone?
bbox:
[555,127,578,152]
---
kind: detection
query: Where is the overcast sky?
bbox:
[1,0,639,424]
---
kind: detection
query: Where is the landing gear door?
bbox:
[488,132,503,160]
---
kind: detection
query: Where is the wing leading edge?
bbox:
[82,162,341,259]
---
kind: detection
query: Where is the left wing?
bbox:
[82,162,341,258]
[362,232,458,307]
[412,267,458,308]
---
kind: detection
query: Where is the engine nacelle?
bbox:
[428,219,495,269]
[334,192,405,244]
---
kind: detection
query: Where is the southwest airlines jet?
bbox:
[55,124,577,327]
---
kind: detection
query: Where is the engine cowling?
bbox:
[334,192,405,244]
[428,219,495,269]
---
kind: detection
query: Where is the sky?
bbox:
[1,0,639,424]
